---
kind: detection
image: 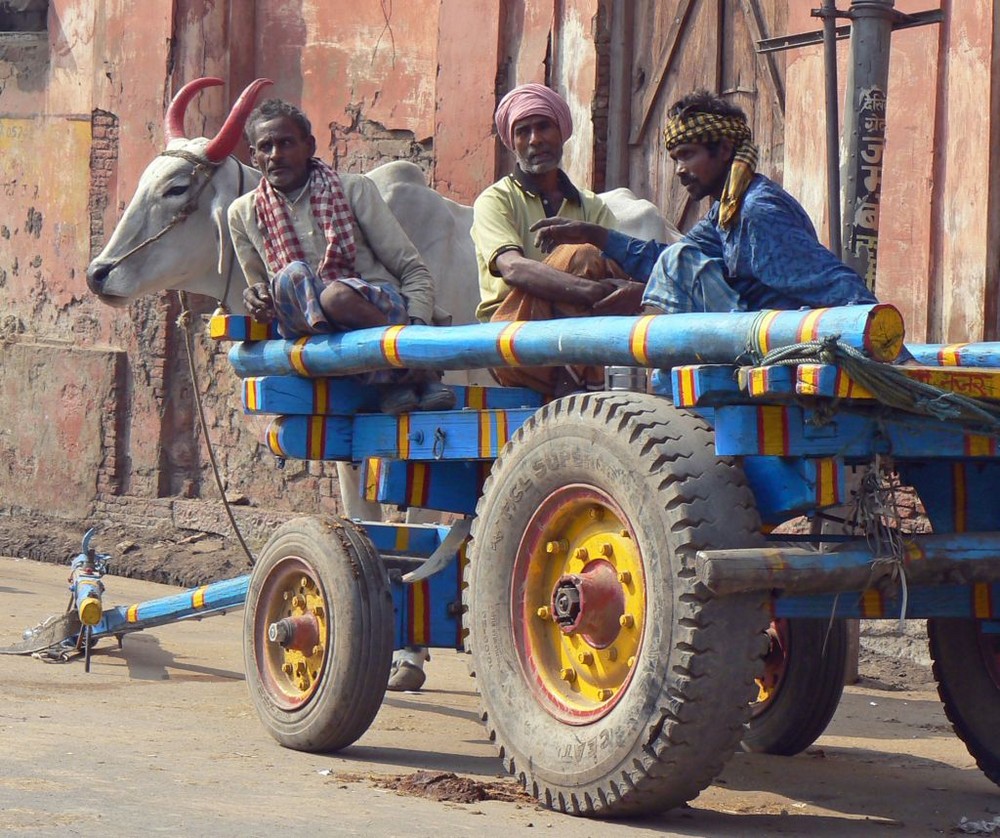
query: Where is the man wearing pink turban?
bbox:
[471,83,644,396]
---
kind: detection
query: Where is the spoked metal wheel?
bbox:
[743,617,848,755]
[466,393,769,818]
[244,516,393,752]
[928,617,1000,786]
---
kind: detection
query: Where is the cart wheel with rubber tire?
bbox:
[928,617,1000,786]
[465,393,770,817]
[243,516,394,752]
[742,617,848,756]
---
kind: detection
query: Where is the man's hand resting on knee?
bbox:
[591,277,646,316]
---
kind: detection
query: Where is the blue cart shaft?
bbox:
[89,575,250,640]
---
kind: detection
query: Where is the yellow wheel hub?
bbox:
[514,486,646,723]
[753,620,788,711]
[256,558,329,710]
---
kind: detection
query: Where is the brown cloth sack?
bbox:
[488,243,629,396]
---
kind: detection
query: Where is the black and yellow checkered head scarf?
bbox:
[663,111,759,229]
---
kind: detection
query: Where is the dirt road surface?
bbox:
[2,556,999,837]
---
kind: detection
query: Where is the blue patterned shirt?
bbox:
[603,174,877,310]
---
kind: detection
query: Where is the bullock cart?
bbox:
[12,304,1000,818]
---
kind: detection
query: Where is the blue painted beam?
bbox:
[670,364,744,407]
[909,343,1000,367]
[390,558,464,651]
[713,403,1000,460]
[360,522,451,556]
[351,409,537,461]
[899,461,1000,534]
[362,459,487,514]
[243,376,542,416]
[227,306,904,379]
[262,409,538,462]
[774,583,1000,620]
[263,415,354,460]
[743,456,845,525]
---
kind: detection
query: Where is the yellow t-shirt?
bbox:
[471,171,618,321]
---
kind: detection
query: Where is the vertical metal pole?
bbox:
[820,0,843,259]
[841,0,896,291]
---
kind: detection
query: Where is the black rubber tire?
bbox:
[928,618,1000,786]
[742,618,848,756]
[465,393,769,817]
[243,516,394,752]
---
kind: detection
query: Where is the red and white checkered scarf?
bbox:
[253,158,357,281]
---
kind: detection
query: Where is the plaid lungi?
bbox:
[271,260,408,384]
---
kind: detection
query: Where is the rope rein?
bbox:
[176,293,256,566]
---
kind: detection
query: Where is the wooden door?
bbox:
[623,0,787,233]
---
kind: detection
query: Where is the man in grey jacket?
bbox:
[229,98,453,414]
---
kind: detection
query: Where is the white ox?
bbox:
[87,78,679,519]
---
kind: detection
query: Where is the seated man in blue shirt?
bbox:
[532,90,879,316]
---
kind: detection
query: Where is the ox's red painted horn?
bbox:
[165,77,224,144]
[204,78,274,162]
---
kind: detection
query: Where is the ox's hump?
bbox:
[366,160,429,192]
[600,187,681,243]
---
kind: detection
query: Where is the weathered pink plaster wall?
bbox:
[929,3,999,342]
[784,1,998,343]
[251,3,439,173]
[434,0,502,202]
[0,1,593,527]
[0,343,123,517]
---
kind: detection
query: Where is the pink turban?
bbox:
[494,83,573,151]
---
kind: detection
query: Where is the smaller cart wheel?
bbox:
[244,516,393,752]
[742,618,848,756]
[929,618,1000,786]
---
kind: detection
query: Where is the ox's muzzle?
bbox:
[86,259,115,294]
[86,259,128,306]
[86,259,111,293]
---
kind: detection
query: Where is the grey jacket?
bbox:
[228,172,435,325]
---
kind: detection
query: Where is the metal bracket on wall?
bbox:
[756,7,943,55]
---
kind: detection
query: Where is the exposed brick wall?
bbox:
[88,109,119,260]
[96,351,127,496]
[328,105,434,177]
